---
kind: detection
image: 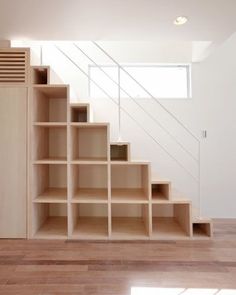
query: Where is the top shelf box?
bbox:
[31,66,49,85]
[32,86,68,123]
[70,104,90,123]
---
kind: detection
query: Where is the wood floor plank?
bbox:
[0,219,236,294]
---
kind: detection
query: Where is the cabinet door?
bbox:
[0,87,27,238]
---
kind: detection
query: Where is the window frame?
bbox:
[88,63,192,99]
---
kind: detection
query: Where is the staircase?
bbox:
[28,63,212,241]
[0,45,212,240]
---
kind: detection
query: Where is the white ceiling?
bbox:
[0,0,235,43]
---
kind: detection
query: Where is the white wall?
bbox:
[16,37,236,218]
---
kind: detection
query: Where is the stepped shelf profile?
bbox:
[1,48,211,240]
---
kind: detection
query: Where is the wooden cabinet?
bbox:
[0,87,27,238]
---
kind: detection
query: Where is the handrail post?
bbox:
[118,66,122,141]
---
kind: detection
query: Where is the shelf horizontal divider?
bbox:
[72,188,108,203]
[34,188,68,203]
[111,188,149,204]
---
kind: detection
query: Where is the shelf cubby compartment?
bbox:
[71,164,108,203]
[152,201,191,239]
[71,124,108,162]
[33,125,67,162]
[110,142,130,161]
[32,85,68,123]
[32,203,67,239]
[152,180,171,202]
[111,204,150,239]
[31,66,49,84]
[111,163,150,203]
[70,104,90,122]
[32,164,67,203]
[71,203,108,239]
[192,219,212,238]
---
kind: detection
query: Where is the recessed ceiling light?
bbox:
[174,16,188,25]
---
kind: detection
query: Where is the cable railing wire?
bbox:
[73,42,198,162]
[54,44,198,181]
[93,41,200,144]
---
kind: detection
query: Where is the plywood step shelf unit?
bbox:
[29,63,212,240]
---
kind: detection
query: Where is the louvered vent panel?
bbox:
[0,49,28,84]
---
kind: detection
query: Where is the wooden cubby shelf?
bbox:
[71,203,108,239]
[111,163,150,203]
[192,220,212,238]
[33,203,68,239]
[110,142,130,161]
[27,59,212,241]
[32,125,67,163]
[31,66,49,84]
[32,164,67,203]
[111,204,149,239]
[71,164,108,203]
[71,123,109,162]
[152,180,171,202]
[70,103,89,122]
[32,85,68,123]
[152,202,192,239]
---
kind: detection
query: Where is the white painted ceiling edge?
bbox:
[0,0,235,42]
[1,0,236,61]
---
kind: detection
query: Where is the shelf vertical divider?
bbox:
[107,124,112,239]
[28,85,33,238]
[67,87,71,238]
[147,164,152,238]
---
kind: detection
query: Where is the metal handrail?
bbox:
[92,41,202,217]
[73,43,198,162]
[93,41,200,143]
[55,44,198,181]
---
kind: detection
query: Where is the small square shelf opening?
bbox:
[110,144,129,161]
[71,164,108,203]
[193,222,211,238]
[71,106,88,122]
[71,203,108,239]
[32,203,67,239]
[111,204,149,239]
[152,203,191,239]
[33,86,67,123]
[71,125,108,161]
[33,164,67,203]
[32,67,48,84]
[111,164,150,203]
[33,126,67,162]
[152,183,170,201]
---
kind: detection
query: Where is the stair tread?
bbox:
[192,217,212,223]
[31,65,50,68]
[70,122,109,127]
[152,178,171,184]
[111,160,150,165]
[70,102,90,107]
[110,141,130,145]
[33,84,69,87]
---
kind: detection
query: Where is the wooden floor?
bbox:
[0,219,236,295]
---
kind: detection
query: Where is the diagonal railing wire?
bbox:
[73,42,198,162]
[92,41,201,217]
[54,44,198,182]
[93,41,200,143]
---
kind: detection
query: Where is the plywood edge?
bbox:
[111,160,150,165]
[70,122,109,128]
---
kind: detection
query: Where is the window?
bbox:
[89,64,191,99]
